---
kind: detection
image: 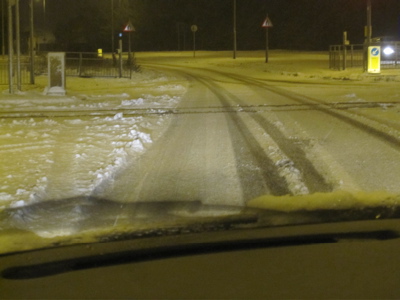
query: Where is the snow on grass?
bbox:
[0,68,186,209]
[0,113,169,207]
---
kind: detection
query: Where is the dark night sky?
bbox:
[18,0,400,52]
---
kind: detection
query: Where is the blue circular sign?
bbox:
[371,47,380,56]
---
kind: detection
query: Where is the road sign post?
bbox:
[191,25,198,58]
[123,21,135,68]
[262,16,273,63]
[7,0,13,93]
[118,33,123,78]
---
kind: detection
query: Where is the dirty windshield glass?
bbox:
[1,0,400,254]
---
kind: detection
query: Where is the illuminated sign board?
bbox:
[368,46,381,74]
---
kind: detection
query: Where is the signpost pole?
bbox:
[29,0,34,84]
[16,0,21,91]
[233,0,237,59]
[265,27,269,63]
[367,0,372,45]
[191,25,198,58]
[262,15,273,63]
[128,31,131,65]
[2,0,5,57]
[111,0,114,54]
[193,30,196,58]
[123,21,135,70]
[118,33,122,78]
[343,31,347,70]
[8,0,14,94]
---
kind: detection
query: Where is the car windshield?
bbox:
[1,0,400,255]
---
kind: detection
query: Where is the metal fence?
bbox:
[330,42,400,70]
[0,52,139,85]
[329,44,364,70]
[0,57,33,85]
[35,52,139,78]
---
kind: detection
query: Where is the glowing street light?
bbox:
[383,46,395,56]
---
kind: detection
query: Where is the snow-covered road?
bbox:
[93,60,400,206]
[2,51,400,211]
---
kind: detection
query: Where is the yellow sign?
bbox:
[98,49,103,58]
[368,46,381,74]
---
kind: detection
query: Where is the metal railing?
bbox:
[329,44,364,70]
[35,52,140,78]
[0,56,33,85]
[0,52,140,86]
[330,42,400,70]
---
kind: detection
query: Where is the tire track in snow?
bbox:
[191,75,293,197]
[139,66,292,198]
[214,70,400,152]
[147,63,400,151]
[143,64,335,196]
[193,75,332,194]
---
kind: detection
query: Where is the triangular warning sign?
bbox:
[123,21,135,32]
[262,17,273,28]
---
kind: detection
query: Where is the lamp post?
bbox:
[29,0,34,84]
[7,0,13,94]
[366,0,372,44]
[34,0,45,24]
[16,0,20,91]
[363,0,372,71]
[2,0,5,57]
[111,0,114,53]
[233,0,237,59]
[42,0,45,21]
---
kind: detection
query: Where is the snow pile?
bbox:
[119,95,181,108]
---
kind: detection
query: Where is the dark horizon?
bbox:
[11,0,400,52]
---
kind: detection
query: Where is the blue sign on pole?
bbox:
[371,47,380,56]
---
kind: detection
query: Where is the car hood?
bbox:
[1,191,400,255]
